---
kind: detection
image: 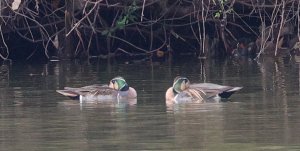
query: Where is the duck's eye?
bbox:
[111,80,116,84]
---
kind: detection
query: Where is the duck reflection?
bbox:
[58,98,137,111]
[0,64,9,86]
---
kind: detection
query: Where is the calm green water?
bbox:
[0,57,300,151]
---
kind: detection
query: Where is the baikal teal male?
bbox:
[56,76,137,103]
[165,76,243,104]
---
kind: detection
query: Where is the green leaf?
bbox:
[101,30,109,35]
[214,12,221,18]
[116,17,127,29]
[128,15,137,22]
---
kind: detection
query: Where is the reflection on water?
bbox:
[0,57,300,150]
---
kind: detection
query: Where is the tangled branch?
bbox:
[0,0,300,61]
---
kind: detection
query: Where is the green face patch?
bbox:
[111,76,129,91]
[173,76,190,94]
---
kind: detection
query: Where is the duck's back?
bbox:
[190,83,242,98]
[57,85,118,100]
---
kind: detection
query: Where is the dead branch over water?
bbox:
[0,0,300,61]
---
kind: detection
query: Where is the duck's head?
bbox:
[109,76,129,91]
[172,76,190,94]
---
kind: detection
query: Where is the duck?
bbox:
[56,76,137,103]
[165,76,242,103]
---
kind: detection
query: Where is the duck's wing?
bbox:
[190,83,228,90]
[186,88,206,100]
[175,88,207,102]
[87,87,118,96]
[56,85,115,100]
[190,83,243,99]
[56,89,81,99]
[63,84,109,91]
[80,84,109,89]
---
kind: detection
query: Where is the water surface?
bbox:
[0,57,300,151]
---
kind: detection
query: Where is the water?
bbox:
[0,57,300,151]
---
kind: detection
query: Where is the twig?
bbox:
[66,0,101,36]
[141,0,145,21]
[0,25,9,60]
[275,1,286,56]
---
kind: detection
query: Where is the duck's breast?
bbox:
[173,91,199,104]
[118,87,137,99]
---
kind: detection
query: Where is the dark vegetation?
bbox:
[0,0,300,62]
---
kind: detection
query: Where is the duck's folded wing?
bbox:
[80,84,109,89]
[56,90,80,99]
[88,87,118,96]
[191,83,242,92]
[64,84,108,91]
[191,83,243,99]
[57,85,114,100]
[191,83,230,90]
[176,88,210,102]
[226,86,243,92]
[186,88,206,100]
